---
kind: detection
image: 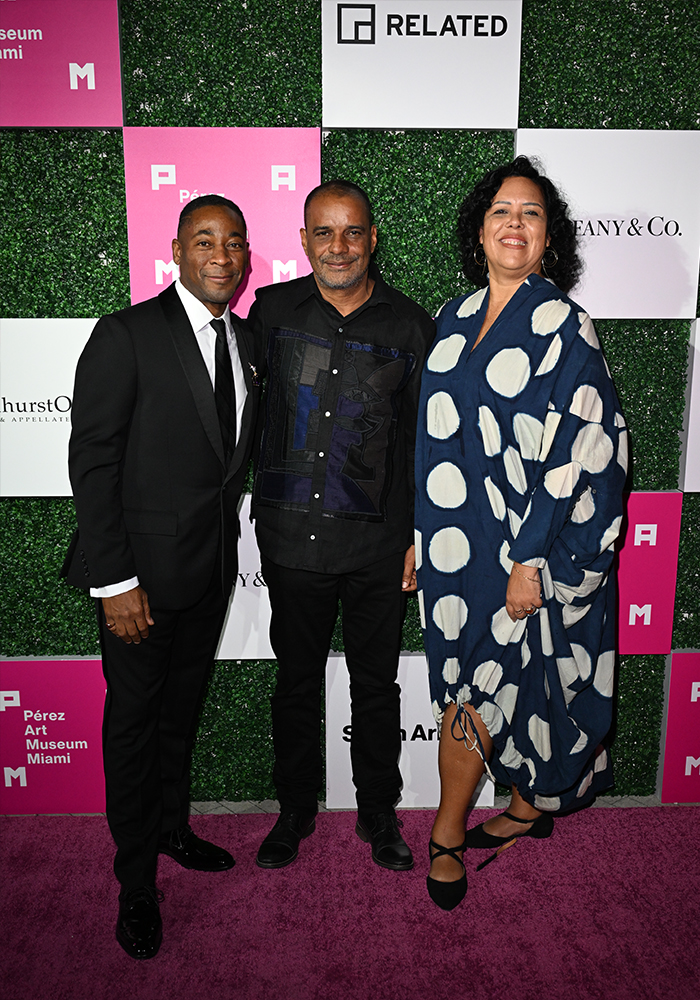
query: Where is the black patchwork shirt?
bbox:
[249,267,435,574]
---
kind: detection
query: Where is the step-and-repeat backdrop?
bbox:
[1,0,698,810]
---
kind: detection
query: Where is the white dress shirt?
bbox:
[90,279,248,599]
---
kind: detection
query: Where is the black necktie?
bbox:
[211,317,236,463]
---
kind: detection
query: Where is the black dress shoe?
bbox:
[116,886,163,960]
[159,825,235,871]
[356,811,414,871]
[256,810,317,869]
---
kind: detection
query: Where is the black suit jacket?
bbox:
[62,283,260,610]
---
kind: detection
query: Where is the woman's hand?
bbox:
[506,563,543,622]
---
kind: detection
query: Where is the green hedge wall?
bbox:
[1,0,698,801]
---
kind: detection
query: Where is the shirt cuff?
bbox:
[90,577,140,599]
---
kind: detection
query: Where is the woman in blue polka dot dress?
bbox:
[415,157,628,910]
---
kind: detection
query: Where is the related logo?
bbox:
[337,3,376,44]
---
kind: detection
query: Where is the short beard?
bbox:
[315,260,368,291]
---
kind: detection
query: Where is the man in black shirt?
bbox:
[249,181,434,872]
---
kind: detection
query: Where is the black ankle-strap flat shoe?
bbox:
[426,837,468,911]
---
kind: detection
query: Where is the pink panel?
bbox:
[661,652,700,803]
[617,491,683,655]
[0,0,122,127]
[123,127,321,317]
[0,660,105,814]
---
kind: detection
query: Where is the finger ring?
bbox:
[106,622,116,630]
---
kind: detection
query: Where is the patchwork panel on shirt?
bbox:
[256,328,416,519]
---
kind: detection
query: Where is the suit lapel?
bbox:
[159,284,226,467]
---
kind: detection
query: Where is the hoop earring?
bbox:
[542,247,559,274]
[473,243,487,275]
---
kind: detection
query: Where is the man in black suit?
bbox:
[63,196,260,960]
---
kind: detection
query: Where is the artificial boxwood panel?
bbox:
[120,0,321,128]
[519,0,700,130]
[0,129,130,319]
[672,491,700,649]
[596,320,690,491]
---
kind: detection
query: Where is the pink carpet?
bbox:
[1,808,698,1000]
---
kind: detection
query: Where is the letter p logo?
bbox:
[0,691,20,712]
[151,165,176,191]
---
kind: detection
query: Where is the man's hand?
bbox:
[402,545,417,592]
[102,587,154,644]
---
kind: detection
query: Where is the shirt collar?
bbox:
[291,263,398,317]
[175,279,231,334]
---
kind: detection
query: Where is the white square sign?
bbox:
[216,496,274,660]
[323,0,522,128]
[0,318,95,496]
[516,129,700,319]
[326,652,494,809]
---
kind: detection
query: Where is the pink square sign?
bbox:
[0,659,105,814]
[616,491,683,655]
[0,0,122,127]
[661,652,700,803]
[122,127,321,317]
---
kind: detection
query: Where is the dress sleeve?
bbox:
[507,316,628,569]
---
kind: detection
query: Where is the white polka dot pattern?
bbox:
[577,313,600,349]
[442,658,460,684]
[432,594,468,640]
[429,526,471,574]
[544,462,581,498]
[571,424,613,473]
[513,412,544,460]
[473,659,503,695]
[478,405,502,456]
[534,334,562,376]
[531,299,571,335]
[456,287,487,318]
[485,348,531,398]
[528,715,552,761]
[427,391,460,439]
[503,446,528,494]
[426,462,467,508]
[570,384,604,423]
[484,476,506,519]
[427,334,467,372]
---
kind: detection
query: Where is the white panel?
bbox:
[326,652,494,809]
[323,0,522,128]
[0,318,95,496]
[216,496,274,660]
[680,320,700,491]
[515,130,700,319]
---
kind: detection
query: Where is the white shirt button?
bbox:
[318,451,324,457]
[314,493,320,499]
[325,411,331,417]
[332,369,338,375]
[310,534,316,540]
[338,327,343,333]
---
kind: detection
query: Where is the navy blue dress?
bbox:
[415,275,628,811]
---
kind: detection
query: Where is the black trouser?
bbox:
[262,551,407,816]
[97,571,228,891]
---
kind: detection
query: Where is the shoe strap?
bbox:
[503,811,537,825]
[429,838,467,862]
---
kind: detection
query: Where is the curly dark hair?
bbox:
[457,156,583,294]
